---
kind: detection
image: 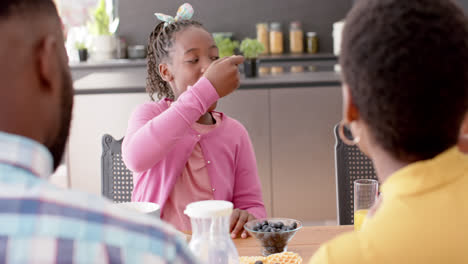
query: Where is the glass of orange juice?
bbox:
[354,179,379,231]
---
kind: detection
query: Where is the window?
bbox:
[56,0,116,61]
[56,0,115,30]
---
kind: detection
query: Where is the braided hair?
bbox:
[146,20,203,101]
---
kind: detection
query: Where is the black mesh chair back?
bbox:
[334,124,378,225]
[101,134,133,203]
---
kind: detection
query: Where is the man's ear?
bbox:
[37,35,60,95]
[343,83,360,123]
[458,113,468,153]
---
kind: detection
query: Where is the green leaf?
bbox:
[214,35,239,58]
[89,0,111,36]
[240,38,265,59]
[75,41,87,50]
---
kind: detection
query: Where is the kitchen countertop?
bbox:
[70,53,337,70]
[258,53,337,62]
[70,59,147,70]
[74,69,341,95]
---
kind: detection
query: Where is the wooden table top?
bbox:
[233,225,353,260]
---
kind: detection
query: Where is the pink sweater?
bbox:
[122,77,267,219]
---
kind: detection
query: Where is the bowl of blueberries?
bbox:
[244,218,302,256]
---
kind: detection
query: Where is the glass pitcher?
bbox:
[184,200,239,264]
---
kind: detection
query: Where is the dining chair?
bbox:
[334,124,378,225]
[101,134,133,203]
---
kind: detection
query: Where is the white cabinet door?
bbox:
[270,87,342,223]
[68,93,149,195]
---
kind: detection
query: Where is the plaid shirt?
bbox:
[0,131,198,264]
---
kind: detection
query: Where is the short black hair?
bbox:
[341,0,468,161]
[0,0,58,21]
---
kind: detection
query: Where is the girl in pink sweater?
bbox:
[122,6,266,238]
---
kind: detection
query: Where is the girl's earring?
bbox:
[338,120,361,146]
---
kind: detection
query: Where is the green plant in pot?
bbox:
[89,0,111,36]
[240,38,265,78]
[88,0,118,61]
[75,41,88,62]
[214,35,239,58]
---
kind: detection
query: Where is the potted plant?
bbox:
[240,38,265,78]
[75,41,88,62]
[214,35,239,58]
[88,0,117,61]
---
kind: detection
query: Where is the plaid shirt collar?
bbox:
[0,131,53,179]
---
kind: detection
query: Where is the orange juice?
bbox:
[354,209,369,231]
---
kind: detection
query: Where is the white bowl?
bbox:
[115,202,160,218]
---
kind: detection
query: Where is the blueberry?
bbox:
[255,261,263,264]
[255,222,263,229]
[265,227,273,232]
[273,222,284,229]
[291,222,298,229]
[262,220,269,227]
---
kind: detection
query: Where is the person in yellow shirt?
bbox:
[310,0,468,263]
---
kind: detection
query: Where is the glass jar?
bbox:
[269,22,284,55]
[307,32,319,54]
[308,65,318,72]
[116,36,128,59]
[291,66,304,73]
[185,201,239,264]
[256,23,269,55]
[271,66,284,75]
[289,21,304,54]
[258,66,271,76]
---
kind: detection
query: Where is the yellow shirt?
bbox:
[310,147,468,264]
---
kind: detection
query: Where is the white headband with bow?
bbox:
[154,3,194,27]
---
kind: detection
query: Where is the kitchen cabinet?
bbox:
[68,93,148,195]
[270,87,342,222]
[70,71,343,224]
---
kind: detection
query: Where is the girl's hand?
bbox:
[203,55,244,98]
[230,209,255,239]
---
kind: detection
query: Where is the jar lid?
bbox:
[184,200,233,218]
[290,21,302,29]
[307,32,317,37]
[333,20,345,30]
[270,22,282,31]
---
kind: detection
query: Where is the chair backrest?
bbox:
[334,124,378,225]
[101,134,134,203]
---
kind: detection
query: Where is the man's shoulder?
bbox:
[0,182,196,263]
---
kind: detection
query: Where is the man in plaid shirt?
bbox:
[0,1,200,263]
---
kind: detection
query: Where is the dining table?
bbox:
[233,225,353,260]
